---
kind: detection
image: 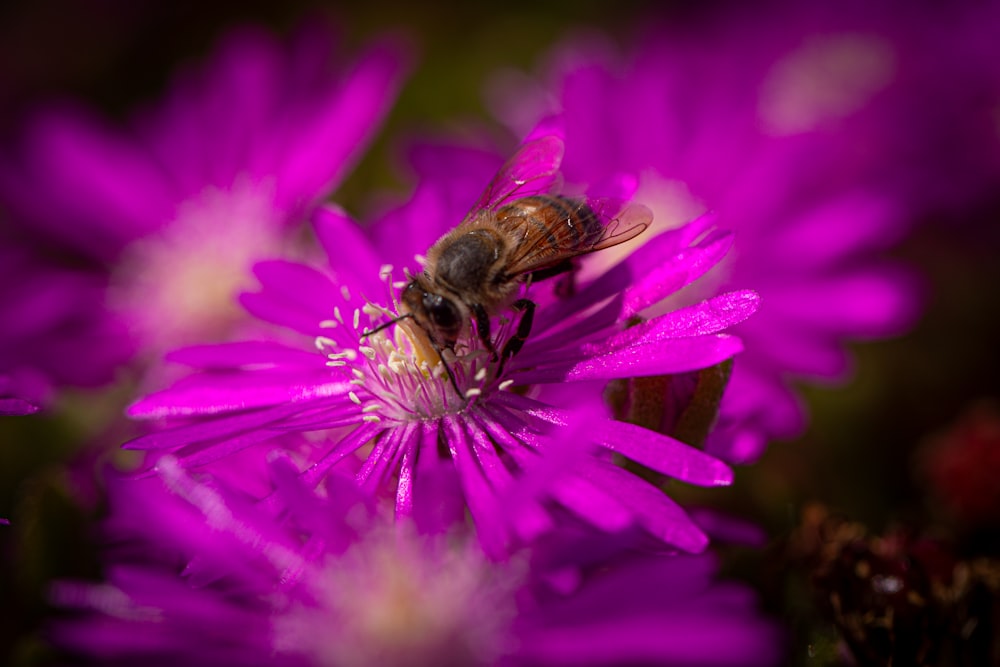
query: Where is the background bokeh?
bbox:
[2,1,999,664]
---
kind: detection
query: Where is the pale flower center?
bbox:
[273,529,522,667]
[108,178,291,356]
[758,33,896,135]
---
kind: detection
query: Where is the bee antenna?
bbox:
[360,312,413,339]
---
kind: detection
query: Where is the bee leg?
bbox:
[498,298,535,374]
[433,342,463,397]
[471,303,500,360]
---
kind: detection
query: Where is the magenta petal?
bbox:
[464,414,553,542]
[548,475,634,532]
[240,260,341,335]
[165,341,321,369]
[127,371,351,418]
[125,401,308,451]
[357,421,414,492]
[591,419,733,486]
[621,229,735,318]
[312,206,384,296]
[577,459,710,553]
[395,447,416,520]
[763,268,920,337]
[17,109,172,248]
[274,40,408,211]
[519,334,744,383]
[768,192,906,268]
[299,421,384,488]
[598,290,760,350]
[442,416,508,557]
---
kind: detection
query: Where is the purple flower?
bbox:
[0,20,407,410]
[50,456,782,666]
[489,12,925,462]
[0,239,129,414]
[126,135,758,556]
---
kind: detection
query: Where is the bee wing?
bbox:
[467,135,565,217]
[506,200,653,276]
[584,199,652,251]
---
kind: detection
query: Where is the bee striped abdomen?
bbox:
[495,195,603,255]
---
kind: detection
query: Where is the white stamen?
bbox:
[348,391,361,405]
[315,336,336,350]
[498,379,515,391]
[363,415,382,423]
[319,319,339,329]
[353,309,360,330]
[333,306,344,324]
[474,368,487,382]
[326,360,346,367]
[362,405,382,414]
[359,346,377,360]
[464,388,482,399]
[379,264,394,279]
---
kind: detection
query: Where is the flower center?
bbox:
[315,273,517,423]
[273,528,521,667]
[108,178,292,357]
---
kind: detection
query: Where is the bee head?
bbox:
[402,278,463,349]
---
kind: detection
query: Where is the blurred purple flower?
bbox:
[0,20,407,410]
[50,456,782,666]
[0,240,127,414]
[489,8,928,462]
[125,135,758,556]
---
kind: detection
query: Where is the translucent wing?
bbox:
[467,135,565,217]
[505,199,652,277]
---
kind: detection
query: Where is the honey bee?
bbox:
[370,136,651,383]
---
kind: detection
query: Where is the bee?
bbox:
[370,136,651,385]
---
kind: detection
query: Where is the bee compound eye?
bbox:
[425,294,459,329]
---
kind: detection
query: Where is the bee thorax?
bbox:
[434,230,503,289]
